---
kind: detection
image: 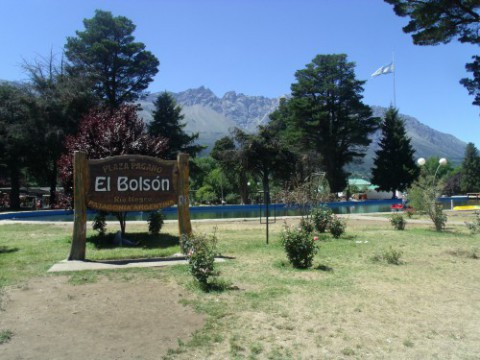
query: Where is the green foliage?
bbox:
[310,205,334,233]
[0,330,13,345]
[329,215,346,239]
[196,185,218,204]
[299,217,314,234]
[408,162,448,231]
[280,54,379,192]
[372,247,403,265]
[385,0,480,106]
[281,223,318,269]
[371,107,419,194]
[0,83,35,210]
[404,207,415,218]
[92,211,107,235]
[22,54,95,205]
[461,56,480,107]
[390,213,406,230]
[385,0,479,46]
[460,143,480,193]
[211,131,251,205]
[64,9,159,108]
[148,92,203,159]
[180,231,219,287]
[147,210,164,235]
[465,211,480,234]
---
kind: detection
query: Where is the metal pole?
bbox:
[265,191,269,245]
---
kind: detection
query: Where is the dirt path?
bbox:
[0,276,204,360]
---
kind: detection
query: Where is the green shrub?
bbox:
[329,215,346,239]
[299,217,314,234]
[310,206,333,233]
[180,230,219,286]
[147,210,164,235]
[404,207,415,218]
[372,247,403,265]
[92,211,107,235]
[281,224,318,269]
[390,213,406,230]
[465,211,480,234]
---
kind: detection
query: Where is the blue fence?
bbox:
[0,199,405,221]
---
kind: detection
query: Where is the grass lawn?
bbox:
[1,215,480,359]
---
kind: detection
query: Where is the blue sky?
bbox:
[1,0,479,149]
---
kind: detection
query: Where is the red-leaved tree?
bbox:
[58,104,169,235]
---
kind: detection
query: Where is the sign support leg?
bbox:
[177,153,192,236]
[69,151,88,260]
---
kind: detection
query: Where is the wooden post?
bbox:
[69,151,88,260]
[177,153,192,236]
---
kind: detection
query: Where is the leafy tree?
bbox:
[211,130,251,204]
[58,105,168,235]
[64,10,159,108]
[408,171,447,231]
[385,0,479,45]
[371,107,419,197]
[385,0,480,107]
[148,92,203,159]
[243,126,296,206]
[460,56,480,107]
[460,142,480,192]
[286,54,379,193]
[443,169,463,196]
[268,98,323,186]
[0,83,35,210]
[23,54,96,204]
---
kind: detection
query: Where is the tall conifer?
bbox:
[371,107,419,197]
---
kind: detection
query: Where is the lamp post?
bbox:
[416,157,448,231]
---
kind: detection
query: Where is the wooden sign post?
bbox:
[68,151,192,261]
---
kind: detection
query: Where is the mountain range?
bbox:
[139,87,466,174]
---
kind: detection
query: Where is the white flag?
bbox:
[371,63,395,77]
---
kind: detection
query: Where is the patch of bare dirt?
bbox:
[0,276,203,360]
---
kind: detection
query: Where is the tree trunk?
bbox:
[116,212,127,237]
[239,172,249,204]
[9,162,21,210]
[49,160,57,206]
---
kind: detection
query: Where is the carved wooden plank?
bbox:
[177,153,192,236]
[69,151,88,260]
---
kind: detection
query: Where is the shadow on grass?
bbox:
[0,246,19,254]
[197,278,239,293]
[87,233,179,249]
[315,264,334,272]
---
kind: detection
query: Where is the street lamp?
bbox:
[417,157,448,186]
[417,157,448,231]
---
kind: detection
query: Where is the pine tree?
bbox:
[460,142,480,193]
[286,54,379,192]
[371,107,419,197]
[64,10,159,108]
[148,92,203,159]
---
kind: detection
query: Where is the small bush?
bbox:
[299,217,314,234]
[281,224,318,269]
[147,210,164,235]
[390,213,406,230]
[0,329,13,345]
[329,215,346,239]
[465,211,480,234]
[310,206,333,233]
[180,230,219,287]
[92,211,107,235]
[404,207,415,218]
[372,247,403,265]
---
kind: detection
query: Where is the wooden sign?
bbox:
[69,152,192,261]
[87,155,178,212]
